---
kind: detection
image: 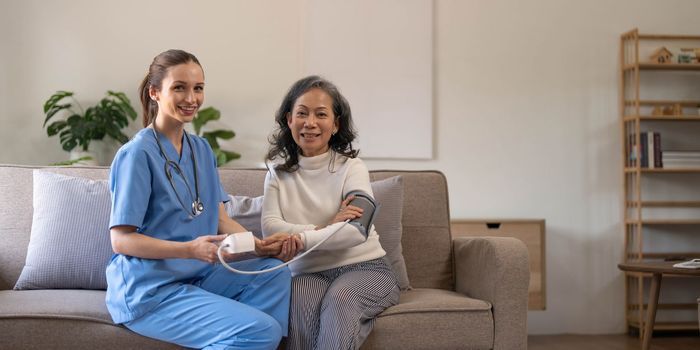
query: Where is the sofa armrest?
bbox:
[453,236,529,350]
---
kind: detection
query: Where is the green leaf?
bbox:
[46,121,67,136]
[62,138,77,152]
[106,128,129,144]
[43,103,72,126]
[66,114,82,125]
[58,129,72,142]
[43,91,73,113]
[107,91,137,121]
[221,149,241,161]
[83,105,96,122]
[50,156,93,166]
[215,150,227,167]
[212,149,241,167]
[193,107,220,135]
[202,134,220,149]
[203,129,235,140]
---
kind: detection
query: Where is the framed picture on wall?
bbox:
[302,0,433,159]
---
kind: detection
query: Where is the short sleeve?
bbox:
[109,148,152,229]
[219,182,229,203]
[203,138,229,203]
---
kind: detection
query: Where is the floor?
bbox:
[528,333,700,350]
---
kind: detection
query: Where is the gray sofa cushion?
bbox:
[0,289,112,323]
[0,290,180,350]
[14,171,113,290]
[364,288,494,349]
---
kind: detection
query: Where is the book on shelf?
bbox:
[640,132,648,168]
[663,159,700,168]
[662,149,700,169]
[632,131,662,168]
[648,132,655,169]
[663,151,700,158]
[653,132,662,168]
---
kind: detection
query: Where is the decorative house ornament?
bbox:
[653,103,683,116]
[650,47,673,64]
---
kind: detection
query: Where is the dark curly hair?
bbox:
[266,75,358,172]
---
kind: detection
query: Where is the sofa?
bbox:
[0,164,529,350]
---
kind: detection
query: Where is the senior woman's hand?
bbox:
[276,234,303,262]
[329,195,364,225]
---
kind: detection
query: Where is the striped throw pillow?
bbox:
[14,171,113,290]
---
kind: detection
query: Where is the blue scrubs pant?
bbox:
[125,258,291,350]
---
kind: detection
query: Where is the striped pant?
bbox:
[287,257,400,350]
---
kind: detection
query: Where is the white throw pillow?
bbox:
[14,171,113,290]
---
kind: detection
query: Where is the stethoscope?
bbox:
[152,125,204,218]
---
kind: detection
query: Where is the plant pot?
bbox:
[69,150,99,166]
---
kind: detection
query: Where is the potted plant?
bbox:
[43,90,137,165]
[192,106,241,167]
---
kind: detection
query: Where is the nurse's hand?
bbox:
[188,235,226,263]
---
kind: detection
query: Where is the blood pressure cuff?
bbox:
[345,190,379,239]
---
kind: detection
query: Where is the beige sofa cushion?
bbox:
[0,289,180,349]
[364,288,494,349]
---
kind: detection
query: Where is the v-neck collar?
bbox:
[152,128,192,165]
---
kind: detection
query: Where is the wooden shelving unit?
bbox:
[620,28,700,335]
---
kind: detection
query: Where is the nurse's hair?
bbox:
[138,49,202,127]
[266,75,358,172]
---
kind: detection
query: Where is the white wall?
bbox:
[2,0,700,334]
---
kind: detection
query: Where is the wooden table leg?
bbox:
[642,273,662,350]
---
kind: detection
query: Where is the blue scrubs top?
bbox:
[106,128,228,324]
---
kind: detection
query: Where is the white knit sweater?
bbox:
[261,151,386,275]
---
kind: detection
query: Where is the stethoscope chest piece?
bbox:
[192,200,204,217]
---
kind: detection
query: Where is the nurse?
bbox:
[106,49,293,350]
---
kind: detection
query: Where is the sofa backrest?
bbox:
[0,165,453,291]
